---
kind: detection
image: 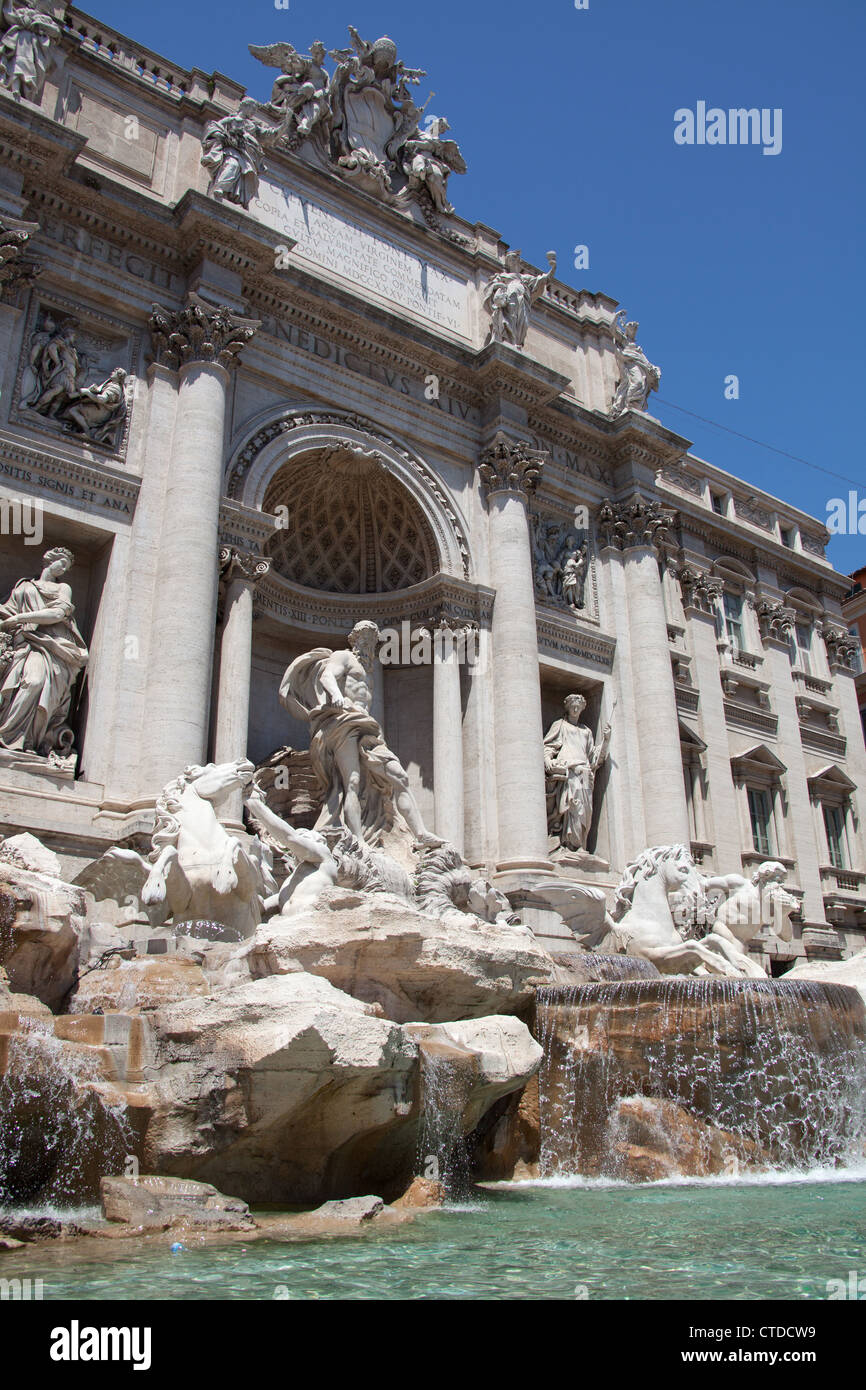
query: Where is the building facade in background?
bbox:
[0,6,864,964]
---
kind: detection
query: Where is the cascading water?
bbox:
[536,978,866,1180]
[0,1017,133,1208]
[414,1043,474,1196]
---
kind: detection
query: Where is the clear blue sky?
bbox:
[86,0,865,576]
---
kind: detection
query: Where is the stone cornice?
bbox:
[676,512,849,598]
[0,433,139,517]
[253,570,495,635]
[536,613,616,669]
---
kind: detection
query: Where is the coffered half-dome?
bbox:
[263,443,439,594]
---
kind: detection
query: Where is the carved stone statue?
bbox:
[201,98,275,209]
[24,320,79,416]
[483,250,556,348]
[60,367,128,443]
[77,760,270,939]
[695,861,799,977]
[280,620,443,848]
[610,312,661,418]
[328,27,426,200]
[249,39,331,148]
[398,114,466,216]
[0,0,59,101]
[0,547,88,759]
[608,845,754,977]
[544,693,610,852]
[561,542,589,614]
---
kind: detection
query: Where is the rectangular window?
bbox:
[747,786,774,856]
[711,492,725,515]
[722,592,744,654]
[823,804,847,869]
[795,623,812,674]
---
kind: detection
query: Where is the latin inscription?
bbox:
[253,182,470,338]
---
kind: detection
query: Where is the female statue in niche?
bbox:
[0,547,89,757]
[544,692,611,852]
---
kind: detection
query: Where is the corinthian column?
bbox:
[213,547,272,822]
[598,495,690,847]
[144,296,259,790]
[479,434,550,869]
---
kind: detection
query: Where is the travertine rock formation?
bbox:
[246,887,556,1023]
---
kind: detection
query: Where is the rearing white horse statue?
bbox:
[608,844,747,976]
[78,759,270,939]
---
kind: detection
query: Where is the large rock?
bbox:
[605,1095,768,1182]
[785,951,866,1006]
[405,1015,542,1135]
[140,972,421,1204]
[0,859,86,1010]
[246,889,555,1023]
[100,1174,254,1231]
[70,957,211,1015]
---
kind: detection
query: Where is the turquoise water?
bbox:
[17,1172,866,1301]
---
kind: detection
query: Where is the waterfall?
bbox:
[536,978,866,1179]
[414,1042,474,1197]
[0,1018,132,1208]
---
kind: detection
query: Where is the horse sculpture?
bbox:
[607,844,752,977]
[78,759,270,939]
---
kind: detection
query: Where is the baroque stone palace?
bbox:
[0,5,863,965]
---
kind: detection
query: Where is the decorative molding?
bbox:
[478,433,545,499]
[149,294,259,370]
[0,434,139,519]
[0,213,41,297]
[820,622,860,671]
[723,700,779,737]
[657,462,702,497]
[734,496,774,531]
[535,614,616,669]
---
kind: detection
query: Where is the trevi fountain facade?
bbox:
[0,4,864,1280]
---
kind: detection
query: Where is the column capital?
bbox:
[0,213,41,299]
[598,494,677,551]
[219,546,272,590]
[755,598,796,643]
[478,432,545,500]
[678,563,724,615]
[820,620,860,671]
[149,293,260,371]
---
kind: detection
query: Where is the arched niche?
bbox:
[225,407,472,584]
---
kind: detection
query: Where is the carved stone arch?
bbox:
[225,405,472,582]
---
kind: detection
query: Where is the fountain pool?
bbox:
[6,1172,866,1300]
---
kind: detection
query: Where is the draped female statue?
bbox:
[0,547,89,757]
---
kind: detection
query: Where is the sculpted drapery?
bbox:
[0,548,88,756]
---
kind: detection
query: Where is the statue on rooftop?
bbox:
[483,250,557,349]
[610,312,661,418]
[0,0,59,102]
[201,98,276,208]
[248,39,331,148]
